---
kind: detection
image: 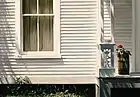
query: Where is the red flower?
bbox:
[117,45,123,48]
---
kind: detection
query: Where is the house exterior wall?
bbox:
[114,0,132,53]
[103,0,112,41]
[134,0,140,72]
[0,0,100,84]
[104,0,132,51]
[103,0,132,65]
[104,0,132,52]
[113,0,132,68]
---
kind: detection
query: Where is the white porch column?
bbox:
[134,0,140,72]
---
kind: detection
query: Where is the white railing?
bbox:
[99,43,116,77]
[100,43,115,69]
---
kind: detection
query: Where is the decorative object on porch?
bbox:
[116,44,131,75]
[15,76,31,84]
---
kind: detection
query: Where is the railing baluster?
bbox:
[100,43,115,69]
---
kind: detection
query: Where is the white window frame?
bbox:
[15,0,61,58]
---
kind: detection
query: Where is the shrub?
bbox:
[6,90,85,97]
[4,84,94,97]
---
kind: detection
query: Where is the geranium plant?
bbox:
[116,44,131,61]
[116,44,131,74]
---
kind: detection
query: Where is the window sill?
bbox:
[15,52,61,59]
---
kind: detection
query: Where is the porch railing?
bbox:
[99,43,116,77]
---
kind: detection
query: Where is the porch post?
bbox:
[133,0,140,72]
[131,0,135,73]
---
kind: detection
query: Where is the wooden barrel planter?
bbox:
[118,53,130,75]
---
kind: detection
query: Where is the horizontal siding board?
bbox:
[61,0,96,1]
[15,63,98,66]
[2,68,96,71]
[61,9,95,12]
[61,41,96,43]
[61,25,95,27]
[61,4,97,6]
[0,73,96,75]
[61,31,97,34]
[61,56,96,59]
[3,65,96,68]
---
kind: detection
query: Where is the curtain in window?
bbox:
[23,0,37,14]
[23,17,37,51]
[23,0,53,51]
[39,0,53,51]
[39,0,53,14]
[39,16,53,51]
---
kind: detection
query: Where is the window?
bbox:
[15,0,60,58]
[23,0,53,51]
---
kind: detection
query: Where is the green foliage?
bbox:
[5,85,91,97]
[6,91,84,97]
[15,76,31,84]
[6,90,85,97]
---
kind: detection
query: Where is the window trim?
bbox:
[15,0,61,58]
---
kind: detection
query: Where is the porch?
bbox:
[99,0,135,77]
[99,0,140,96]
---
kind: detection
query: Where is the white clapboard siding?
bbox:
[104,0,112,41]
[114,0,132,62]
[0,0,16,60]
[114,0,132,50]
[0,0,17,84]
[60,0,98,81]
[0,0,99,84]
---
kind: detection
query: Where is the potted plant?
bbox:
[116,45,131,75]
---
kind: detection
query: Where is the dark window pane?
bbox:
[23,0,37,14]
[39,0,53,14]
[39,16,53,51]
[23,16,37,51]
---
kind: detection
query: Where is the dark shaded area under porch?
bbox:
[99,76,140,97]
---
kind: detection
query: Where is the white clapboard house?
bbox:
[0,0,140,96]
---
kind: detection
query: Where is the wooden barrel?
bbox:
[118,53,129,75]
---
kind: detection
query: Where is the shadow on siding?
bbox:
[0,0,17,84]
